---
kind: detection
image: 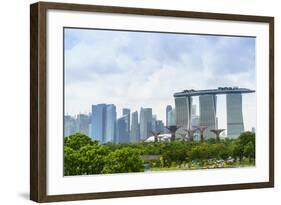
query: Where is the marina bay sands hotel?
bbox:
[173,87,255,139]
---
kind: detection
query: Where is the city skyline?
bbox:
[64,28,256,132]
[64,86,256,143]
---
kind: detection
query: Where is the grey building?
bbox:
[122,108,130,134]
[226,94,244,138]
[174,87,255,139]
[199,95,217,139]
[191,115,199,127]
[151,115,157,132]
[64,115,77,136]
[116,116,130,143]
[76,114,90,136]
[91,104,106,143]
[130,111,140,142]
[140,107,152,140]
[105,104,116,143]
[166,105,172,126]
[167,108,176,126]
[155,120,165,133]
[191,104,197,116]
[175,96,192,129]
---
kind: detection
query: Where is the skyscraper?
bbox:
[199,95,217,139]
[64,115,77,136]
[191,104,199,127]
[175,96,192,129]
[91,104,106,143]
[116,116,130,143]
[191,116,199,127]
[226,94,244,138]
[130,111,140,142]
[173,87,255,139]
[77,114,90,136]
[155,120,165,133]
[122,108,130,134]
[105,104,116,143]
[167,108,176,126]
[191,104,197,116]
[140,107,152,140]
[166,105,172,126]
[151,115,157,132]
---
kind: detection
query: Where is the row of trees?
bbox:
[64,132,255,176]
[64,134,144,175]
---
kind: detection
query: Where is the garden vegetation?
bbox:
[64,132,255,176]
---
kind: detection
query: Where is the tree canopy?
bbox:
[64,132,255,175]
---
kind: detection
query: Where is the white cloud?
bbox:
[64,28,256,130]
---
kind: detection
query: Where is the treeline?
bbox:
[64,132,255,176]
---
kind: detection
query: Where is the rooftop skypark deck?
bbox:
[174,87,255,97]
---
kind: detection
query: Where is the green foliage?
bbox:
[77,144,109,175]
[188,143,209,161]
[161,141,189,166]
[64,132,256,176]
[64,146,80,176]
[232,131,255,161]
[64,133,96,150]
[64,134,144,175]
[64,143,109,175]
[102,147,144,173]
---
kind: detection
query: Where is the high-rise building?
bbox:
[199,95,217,139]
[140,107,152,140]
[191,104,197,116]
[174,87,255,139]
[77,114,90,136]
[91,104,106,143]
[105,104,116,143]
[151,115,157,132]
[175,96,192,129]
[64,115,77,136]
[167,108,176,126]
[155,120,165,133]
[191,116,199,127]
[226,94,244,138]
[122,108,130,134]
[130,111,140,142]
[116,116,130,143]
[166,105,172,126]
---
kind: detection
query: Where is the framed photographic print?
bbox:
[30,1,274,202]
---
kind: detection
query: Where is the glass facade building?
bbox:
[140,107,152,140]
[91,104,106,143]
[175,96,192,129]
[155,120,165,133]
[199,95,217,139]
[64,115,77,136]
[167,108,176,126]
[116,116,130,143]
[122,108,130,134]
[104,104,116,143]
[130,111,140,142]
[166,105,172,126]
[77,114,90,136]
[226,94,244,138]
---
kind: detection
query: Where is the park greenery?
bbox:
[64,132,255,176]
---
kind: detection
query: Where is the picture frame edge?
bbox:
[30,1,275,202]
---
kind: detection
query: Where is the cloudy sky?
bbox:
[64,28,256,131]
